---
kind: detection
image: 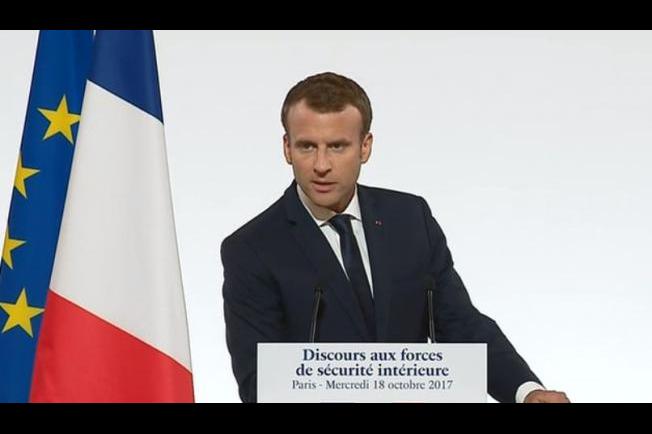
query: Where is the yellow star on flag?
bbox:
[0,289,44,337]
[2,227,26,270]
[37,95,81,144]
[13,154,40,199]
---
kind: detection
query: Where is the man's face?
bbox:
[283,100,372,213]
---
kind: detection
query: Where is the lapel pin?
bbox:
[375,220,382,226]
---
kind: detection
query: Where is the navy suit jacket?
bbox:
[221,181,541,402]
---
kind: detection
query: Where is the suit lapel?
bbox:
[283,183,370,339]
[358,185,394,342]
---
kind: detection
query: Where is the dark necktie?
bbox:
[329,214,376,340]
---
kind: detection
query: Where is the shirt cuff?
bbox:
[515,381,546,403]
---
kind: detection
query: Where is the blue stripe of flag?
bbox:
[90,30,164,123]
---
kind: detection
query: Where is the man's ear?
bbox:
[283,134,292,164]
[361,132,373,164]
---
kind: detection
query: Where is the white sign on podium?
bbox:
[258,343,486,403]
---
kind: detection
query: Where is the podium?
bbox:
[258,343,486,403]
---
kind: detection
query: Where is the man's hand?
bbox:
[524,390,570,403]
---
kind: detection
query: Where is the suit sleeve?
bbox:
[419,197,542,403]
[221,234,286,403]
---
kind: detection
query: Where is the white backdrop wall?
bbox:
[1,30,651,402]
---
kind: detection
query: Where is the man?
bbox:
[221,72,569,403]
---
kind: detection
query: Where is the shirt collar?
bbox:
[296,183,362,227]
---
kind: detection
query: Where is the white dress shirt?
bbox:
[297,184,374,295]
[296,184,544,403]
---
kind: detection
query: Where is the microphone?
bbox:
[309,283,324,343]
[425,275,436,343]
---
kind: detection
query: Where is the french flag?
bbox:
[30,31,194,402]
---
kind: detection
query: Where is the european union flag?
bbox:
[0,30,93,402]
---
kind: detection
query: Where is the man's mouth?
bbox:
[312,181,335,193]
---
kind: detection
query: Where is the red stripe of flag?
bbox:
[30,290,194,403]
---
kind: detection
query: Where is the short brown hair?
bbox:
[281,72,372,138]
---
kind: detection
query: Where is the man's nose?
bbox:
[313,147,331,174]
